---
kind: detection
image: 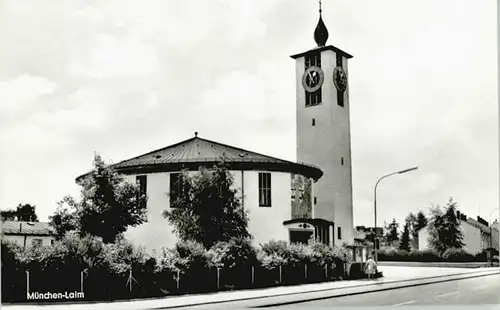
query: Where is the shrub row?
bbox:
[377,247,500,263]
[1,234,352,303]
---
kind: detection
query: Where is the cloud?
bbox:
[0,75,58,116]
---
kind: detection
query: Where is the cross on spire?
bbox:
[319,0,322,14]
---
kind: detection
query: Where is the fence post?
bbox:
[305,264,308,280]
[216,268,220,289]
[251,266,255,285]
[279,266,282,284]
[129,268,133,292]
[324,263,328,279]
[26,270,30,296]
[80,270,84,292]
[176,270,180,290]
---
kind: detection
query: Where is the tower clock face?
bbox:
[302,66,324,93]
[333,66,348,93]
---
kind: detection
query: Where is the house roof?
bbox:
[76,133,323,182]
[1,221,55,236]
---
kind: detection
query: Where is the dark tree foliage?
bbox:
[405,211,428,249]
[163,164,251,248]
[49,154,148,243]
[49,196,80,240]
[385,218,399,246]
[427,198,464,254]
[399,223,411,251]
[1,204,39,222]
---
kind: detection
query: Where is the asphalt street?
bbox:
[274,273,500,307]
[168,273,500,309]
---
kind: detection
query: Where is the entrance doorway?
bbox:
[289,230,313,245]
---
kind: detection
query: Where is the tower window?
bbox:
[312,118,315,126]
[259,173,272,207]
[341,157,344,165]
[336,53,343,67]
[314,197,317,205]
[336,53,345,107]
[306,90,322,107]
[305,53,321,69]
[136,175,147,209]
[337,227,342,240]
[305,52,322,107]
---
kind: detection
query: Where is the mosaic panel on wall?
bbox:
[291,174,312,219]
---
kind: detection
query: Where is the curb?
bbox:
[147,269,499,309]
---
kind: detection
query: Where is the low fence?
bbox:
[2,262,355,303]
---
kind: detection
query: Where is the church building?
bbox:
[76,6,356,253]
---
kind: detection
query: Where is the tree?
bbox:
[49,196,80,240]
[49,154,148,243]
[405,212,417,248]
[385,219,399,247]
[427,198,464,254]
[1,203,39,222]
[442,198,464,249]
[405,211,428,249]
[427,205,446,254]
[0,209,17,221]
[399,223,411,251]
[163,164,251,248]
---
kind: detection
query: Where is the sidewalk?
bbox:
[3,266,500,310]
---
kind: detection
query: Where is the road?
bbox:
[273,273,500,307]
[170,273,500,309]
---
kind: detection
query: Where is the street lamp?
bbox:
[373,166,418,263]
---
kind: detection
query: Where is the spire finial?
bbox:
[194,131,198,137]
[314,0,329,47]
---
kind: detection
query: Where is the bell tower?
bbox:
[291,1,354,247]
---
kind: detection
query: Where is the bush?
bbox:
[408,249,442,262]
[2,236,357,302]
[205,238,257,269]
[442,248,474,262]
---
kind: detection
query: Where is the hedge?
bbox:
[2,234,354,303]
[377,247,499,263]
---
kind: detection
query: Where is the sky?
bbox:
[0,0,498,230]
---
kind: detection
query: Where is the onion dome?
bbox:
[314,13,329,47]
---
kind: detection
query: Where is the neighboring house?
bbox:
[1,221,56,248]
[418,212,500,254]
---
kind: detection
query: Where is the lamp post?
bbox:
[488,208,499,266]
[374,167,418,263]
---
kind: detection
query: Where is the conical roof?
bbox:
[76,133,323,182]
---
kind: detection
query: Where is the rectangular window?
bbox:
[336,53,345,107]
[305,53,321,69]
[136,175,147,208]
[337,227,342,240]
[314,226,330,245]
[259,172,272,207]
[312,118,315,126]
[32,239,42,247]
[170,173,183,207]
[314,197,317,205]
[341,157,344,165]
[336,53,343,67]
